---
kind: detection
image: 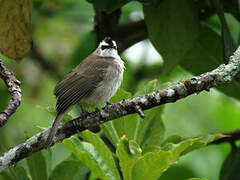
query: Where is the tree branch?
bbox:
[209,130,240,145]
[0,45,240,172]
[94,9,148,53]
[0,60,21,127]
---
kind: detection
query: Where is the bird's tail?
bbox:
[45,113,64,148]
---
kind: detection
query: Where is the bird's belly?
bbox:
[82,64,123,108]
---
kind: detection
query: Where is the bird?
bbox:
[45,37,125,147]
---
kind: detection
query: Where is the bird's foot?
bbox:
[106,101,112,106]
[80,107,89,118]
[104,101,112,110]
[80,111,88,119]
[42,130,53,149]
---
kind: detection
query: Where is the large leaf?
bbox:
[101,88,137,146]
[181,26,240,100]
[143,0,200,73]
[220,148,240,180]
[101,80,164,148]
[63,131,121,180]
[49,160,83,180]
[131,138,196,180]
[116,136,206,180]
[159,165,196,180]
[135,106,165,151]
[9,166,30,180]
[0,171,12,180]
[69,32,96,72]
[133,80,165,149]
[204,13,240,44]
[37,105,72,123]
[86,0,131,11]
[116,136,140,180]
[132,134,222,180]
[180,27,223,74]
[79,130,121,180]
[26,151,47,180]
[211,0,236,63]
[41,149,52,177]
[0,0,32,60]
[162,133,224,155]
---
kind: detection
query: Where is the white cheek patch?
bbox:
[100,49,120,59]
[112,41,117,47]
[99,41,109,47]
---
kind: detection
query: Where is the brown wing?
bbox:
[54,54,111,113]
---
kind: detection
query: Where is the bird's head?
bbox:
[95,37,119,58]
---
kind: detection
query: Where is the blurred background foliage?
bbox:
[0,0,240,179]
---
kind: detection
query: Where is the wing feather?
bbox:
[55,55,112,113]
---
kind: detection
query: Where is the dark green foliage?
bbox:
[26,151,48,180]
[143,0,200,73]
[86,0,131,11]
[0,0,240,179]
[220,147,240,180]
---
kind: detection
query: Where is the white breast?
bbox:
[86,57,124,107]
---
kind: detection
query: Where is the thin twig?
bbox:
[209,130,240,145]
[0,60,22,127]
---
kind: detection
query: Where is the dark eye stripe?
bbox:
[101,45,111,50]
[101,45,117,50]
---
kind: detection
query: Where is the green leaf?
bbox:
[159,165,196,180]
[162,135,183,146]
[161,133,224,157]
[136,106,165,151]
[0,171,12,180]
[143,0,200,73]
[220,148,240,180]
[79,130,120,180]
[101,88,135,146]
[88,172,98,180]
[132,150,172,180]
[100,121,120,147]
[187,178,208,180]
[211,0,236,63]
[63,131,121,180]
[49,160,82,180]
[69,32,96,72]
[37,105,72,123]
[86,0,131,11]
[180,26,240,100]
[181,26,222,74]
[133,80,165,149]
[129,140,142,156]
[0,0,32,60]
[26,151,47,180]
[117,134,220,180]
[132,139,193,180]
[102,80,165,149]
[176,134,224,155]
[116,136,139,180]
[42,149,52,177]
[9,166,30,180]
[134,79,158,97]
